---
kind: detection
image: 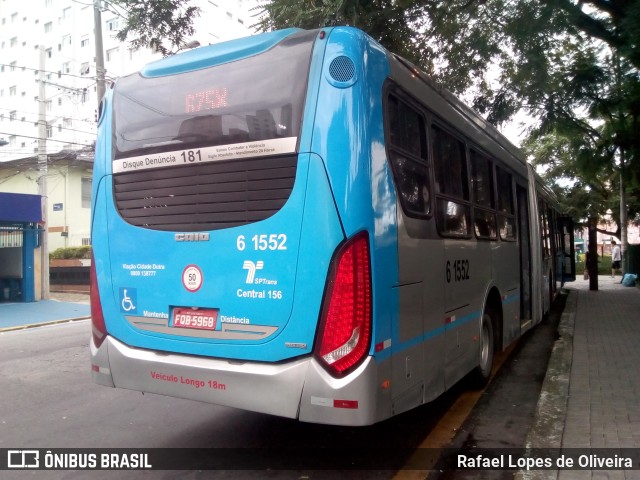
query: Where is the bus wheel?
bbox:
[471,312,494,388]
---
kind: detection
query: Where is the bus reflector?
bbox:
[315,232,372,377]
[90,255,107,348]
[333,399,359,409]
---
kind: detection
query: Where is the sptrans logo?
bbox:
[242,260,264,284]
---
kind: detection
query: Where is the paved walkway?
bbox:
[525,275,640,479]
[0,293,89,331]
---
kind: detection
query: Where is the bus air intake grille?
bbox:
[112,155,297,232]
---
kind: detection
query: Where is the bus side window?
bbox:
[386,95,430,218]
[496,166,516,241]
[432,124,471,237]
[470,150,497,239]
[538,198,550,257]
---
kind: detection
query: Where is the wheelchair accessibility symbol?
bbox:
[120,287,137,313]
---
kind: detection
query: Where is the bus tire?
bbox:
[471,312,494,388]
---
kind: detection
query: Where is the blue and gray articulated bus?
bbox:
[90,27,575,426]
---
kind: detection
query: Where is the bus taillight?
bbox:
[315,232,372,377]
[90,254,107,348]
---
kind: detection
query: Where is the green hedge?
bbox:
[576,255,612,276]
[49,246,92,260]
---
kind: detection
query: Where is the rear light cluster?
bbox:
[90,254,108,348]
[315,232,372,377]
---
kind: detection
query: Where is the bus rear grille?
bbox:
[113,155,297,232]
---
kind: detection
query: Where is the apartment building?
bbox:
[0,0,256,162]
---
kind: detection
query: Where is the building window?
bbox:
[80,35,89,47]
[45,100,52,111]
[62,7,71,19]
[81,178,92,208]
[44,21,52,33]
[9,86,16,96]
[10,37,17,47]
[106,47,118,62]
[9,110,17,121]
[9,135,16,147]
[9,61,16,71]
[62,61,70,74]
[106,18,118,31]
[63,118,72,128]
[46,124,53,138]
[80,62,89,75]
[62,34,71,47]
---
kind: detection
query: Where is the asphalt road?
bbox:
[0,297,564,480]
[0,321,457,479]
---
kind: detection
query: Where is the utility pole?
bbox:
[94,0,106,106]
[588,217,598,291]
[37,46,49,300]
[614,50,629,274]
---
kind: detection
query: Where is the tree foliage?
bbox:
[110,0,200,56]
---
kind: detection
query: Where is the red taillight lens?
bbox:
[315,232,372,377]
[90,254,107,348]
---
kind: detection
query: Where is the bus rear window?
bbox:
[112,31,316,160]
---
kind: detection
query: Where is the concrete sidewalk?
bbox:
[525,275,640,479]
[0,293,90,331]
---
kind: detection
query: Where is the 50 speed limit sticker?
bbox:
[182,264,203,292]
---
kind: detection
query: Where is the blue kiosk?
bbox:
[0,192,42,302]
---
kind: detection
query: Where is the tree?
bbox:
[258,0,640,263]
[108,0,200,56]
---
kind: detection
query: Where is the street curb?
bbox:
[515,289,577,480]
[0,316,91,333]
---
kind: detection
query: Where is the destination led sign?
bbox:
[185,87,228,113]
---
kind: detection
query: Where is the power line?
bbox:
[2,116,96,137]
[0,131,93,148]
[0,63,98,81]
[0,106,98,126]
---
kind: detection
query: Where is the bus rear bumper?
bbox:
[90,335,381,425]
[91,335,309,419]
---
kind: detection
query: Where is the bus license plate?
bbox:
[172,307,218,331]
